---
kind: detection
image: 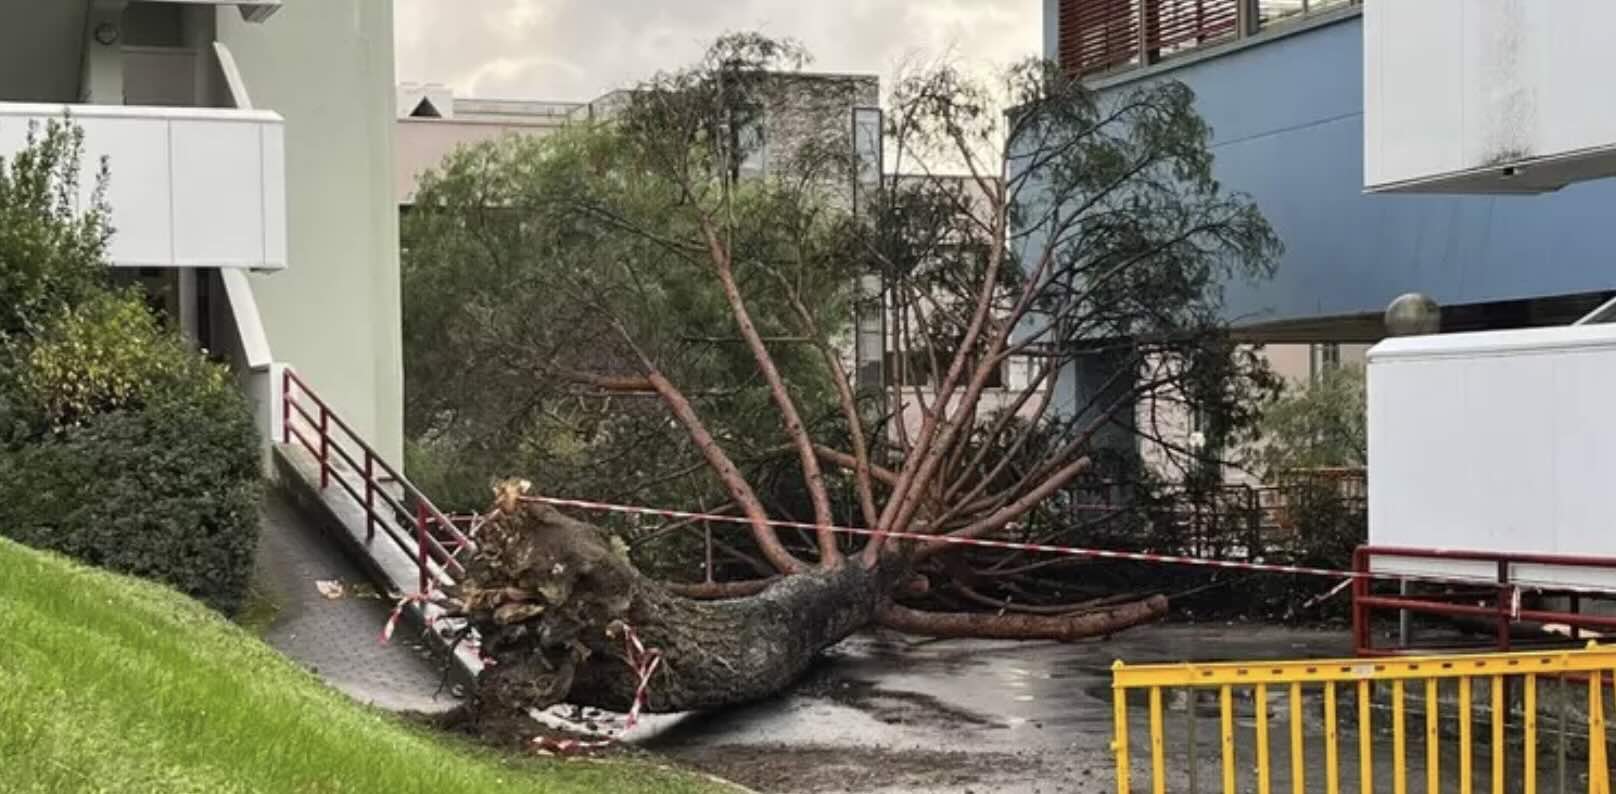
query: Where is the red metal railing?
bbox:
[281,368,472,594]
[1352,545,1616,656]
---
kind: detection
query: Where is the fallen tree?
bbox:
[405,34,1278,720]
[458,486,1170,717]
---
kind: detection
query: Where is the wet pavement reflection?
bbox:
[637,624,1356,793]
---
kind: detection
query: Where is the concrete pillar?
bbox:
[179,5,220,107]
[80,0,129,104]
[177,267,200,343]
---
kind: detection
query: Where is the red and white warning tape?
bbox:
[379,492,1606,754]
[378,583,662,754]
[520,493,1616,598]
[524,495,1380,582]
[532,623,662,755]
[380,590,440,644]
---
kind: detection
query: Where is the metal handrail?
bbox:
[1353,545,1616,656]
[281,368,472,593]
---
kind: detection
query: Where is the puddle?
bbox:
[643,624,1355,793]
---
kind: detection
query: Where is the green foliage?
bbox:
[1251,365,1367,478]
[0,377,261,613]
[405,35,1284,588]
[16,289,232,426]
[402,123,856,524]
[0,117,261,614]
[0,537,728,794]
[0,119,109,338]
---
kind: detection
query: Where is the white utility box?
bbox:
[1365,0,1616,193]
[1367,324,1616,591]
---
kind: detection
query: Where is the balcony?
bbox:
[1056,0,1361,80]
[0,102,286,271]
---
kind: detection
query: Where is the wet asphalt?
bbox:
[638,625,1363,793]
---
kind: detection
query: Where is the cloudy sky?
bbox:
[395,1,1041,103]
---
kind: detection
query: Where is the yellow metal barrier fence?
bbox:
[1113,646,1616,794]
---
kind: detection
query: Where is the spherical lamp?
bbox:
[1385,293,1441,337]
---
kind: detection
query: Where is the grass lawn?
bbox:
[0,538,733,793]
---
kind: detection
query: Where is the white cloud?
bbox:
[394,0,1041,102]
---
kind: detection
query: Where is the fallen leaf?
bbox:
[493,602,546,625]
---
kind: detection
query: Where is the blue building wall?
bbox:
[1074,13,1616,326]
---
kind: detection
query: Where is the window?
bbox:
[1058,0,1143,77]
[1258,0,1352,30]
[1057,0,1361,78]
[854,274,886,393]
[1256,0,1303,26]
[730,105,767,180]
[1059,0,1238,76]
[884,348,1005,389]
[1145,0,1239,58]
[1309,342,1341,380]
[851,107,883,213]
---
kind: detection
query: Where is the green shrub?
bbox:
[0,367,261,613]
[0,118,261,614]
[16,289,235,427]
[0,119,109,338]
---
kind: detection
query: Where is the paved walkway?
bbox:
[254,490,462,713]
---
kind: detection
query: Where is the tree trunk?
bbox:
[458,498,1163,723]
[462,501,887,716]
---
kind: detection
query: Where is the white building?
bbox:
[0,0,403,461]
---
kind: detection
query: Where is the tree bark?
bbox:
[877,597,1169,642]
[665,578,777,599]
[460,497,1165,722]
[463,500,885,716]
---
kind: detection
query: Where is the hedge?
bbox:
[0,380,261,614]
[0,119,262,614]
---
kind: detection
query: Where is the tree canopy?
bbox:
[405,35,1282,685]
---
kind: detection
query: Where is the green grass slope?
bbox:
[0,538,728,793]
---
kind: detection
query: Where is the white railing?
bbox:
[0,101,286,271]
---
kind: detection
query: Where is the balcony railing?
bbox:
[0,102,286,271]
[1058,0,1361,79]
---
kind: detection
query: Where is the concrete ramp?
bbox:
[254,487,461,712]
[272,442,482,685]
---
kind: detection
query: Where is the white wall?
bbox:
[0,103,286,270]
[218,0,403,462]
[1365,0,1616,192]
[1368,325,1616,590]
[395,118,562,204]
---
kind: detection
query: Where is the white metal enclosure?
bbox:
[1367,325,1616,591]
[1364,0,1616,193]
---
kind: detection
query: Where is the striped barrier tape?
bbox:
[380,590,439,644]
[518,493,1616,596]
[521,494,1375,580]
[380,592,661,753]
[533,623,662,755]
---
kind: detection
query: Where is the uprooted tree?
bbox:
[403,34,1279,719]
